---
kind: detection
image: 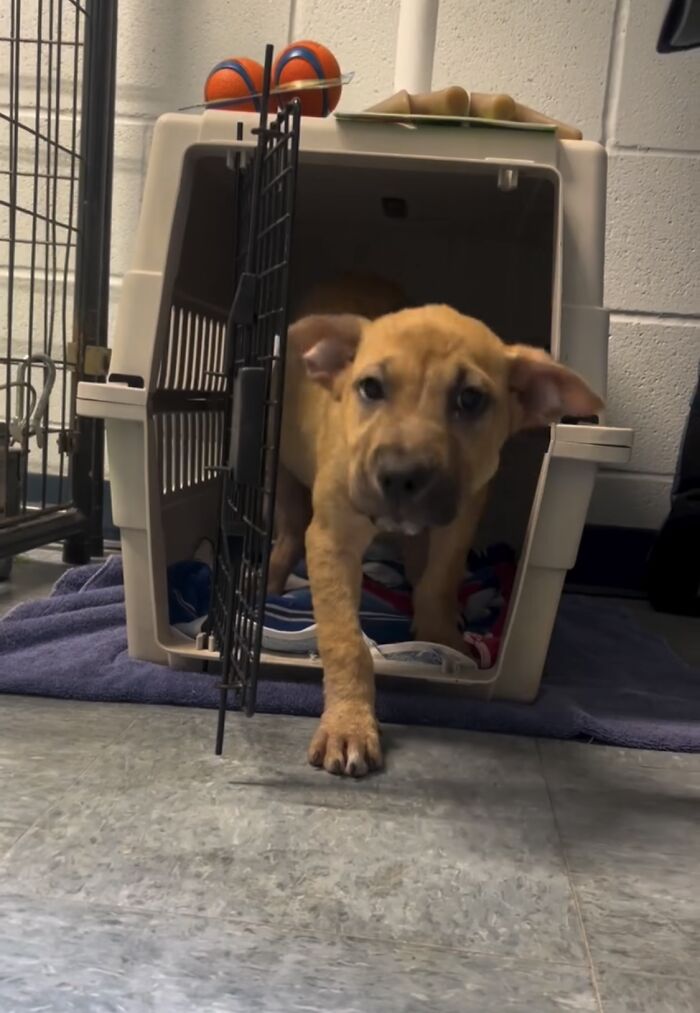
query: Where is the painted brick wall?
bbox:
[107,0,699,528]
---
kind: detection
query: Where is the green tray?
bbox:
[335,110,555,133]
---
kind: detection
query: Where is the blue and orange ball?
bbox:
[272,40,342,117]
[204,57,268,112]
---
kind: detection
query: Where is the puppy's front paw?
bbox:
[308,705,383,777]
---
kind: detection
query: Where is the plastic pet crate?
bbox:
[77,82,633,719]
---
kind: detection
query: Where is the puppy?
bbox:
[270,280,603,777]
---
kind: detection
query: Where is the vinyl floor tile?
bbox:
[0,892,600,1013]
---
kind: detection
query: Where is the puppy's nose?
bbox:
[377,461,436,505]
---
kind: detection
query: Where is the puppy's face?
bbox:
[297,306,603,533]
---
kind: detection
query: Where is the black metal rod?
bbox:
[215,685,229,755]
[64,0,118,564]
[242,43,274,281]
[0,508,85,557]
[246,100,300,719]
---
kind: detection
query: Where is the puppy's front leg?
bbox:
[306,511,380,777]
[268,464,311,596]
[411,492,487,654]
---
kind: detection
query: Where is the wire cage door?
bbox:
[1,0,117,569]
[206,51,301,754]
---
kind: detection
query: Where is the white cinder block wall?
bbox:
[111,0,700,530]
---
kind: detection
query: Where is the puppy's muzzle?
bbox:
[369,446,458,529]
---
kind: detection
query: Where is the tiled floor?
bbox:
[0,552,699,1011]
[0,548,71,614]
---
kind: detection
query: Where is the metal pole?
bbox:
[64,0,118,564]
[393,0,440,94]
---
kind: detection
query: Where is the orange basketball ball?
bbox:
[272,40,342,117]
[204,57,265,112]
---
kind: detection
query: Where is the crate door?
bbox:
[208,100,300,743]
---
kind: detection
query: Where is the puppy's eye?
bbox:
[456,386,488,418]
[357,376,385,402]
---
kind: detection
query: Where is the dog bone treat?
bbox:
[366,86,582,140]
[368,85,470,116]
[468,93,582,138]
[511,101,582,140]
[465,91,516,120]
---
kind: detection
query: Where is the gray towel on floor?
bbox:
[1,555,698,752]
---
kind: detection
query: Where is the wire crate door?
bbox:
[209,101,300,734]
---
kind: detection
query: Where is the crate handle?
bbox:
[228,366,266,485]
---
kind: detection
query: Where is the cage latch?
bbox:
[57,429,79,455]
[66,342,112,377]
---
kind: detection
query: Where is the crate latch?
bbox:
[67,343,112,377]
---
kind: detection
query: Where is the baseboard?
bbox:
[565,524,656,597]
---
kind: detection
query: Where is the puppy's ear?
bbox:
[508,344,604,429]
[289,314,367,395]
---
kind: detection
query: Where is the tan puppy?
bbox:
[270,283,603,777]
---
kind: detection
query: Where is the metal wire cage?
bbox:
[206,47,301,754]
[1,0,117,568]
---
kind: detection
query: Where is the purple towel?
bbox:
[1,555,699,752]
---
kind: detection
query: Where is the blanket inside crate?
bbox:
[167,543,516,672]
[1,553,700,752]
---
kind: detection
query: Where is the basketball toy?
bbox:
[272,40,342,117]
[204,57,266,112]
